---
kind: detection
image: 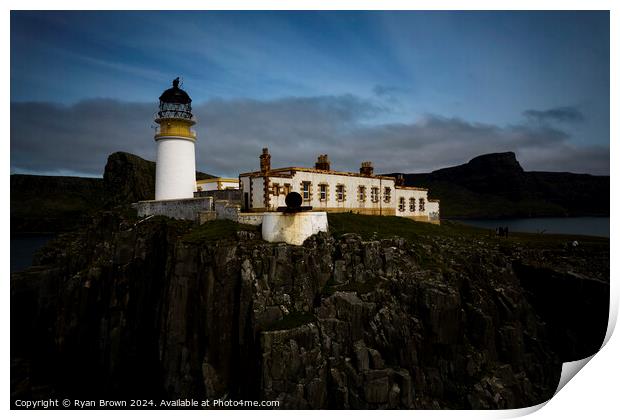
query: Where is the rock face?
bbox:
[386,151,609,218]
[10,213,608,409]
[103,151,215,205]
[103,152,158,205]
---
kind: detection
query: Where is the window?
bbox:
[383,187,391,203]
[371,187,379,203]
[358,186,366,202]
[419,198,425,212]
[301,181,312,201]
[319,183,328,201]
[272,183,280,196]
[336,184,345,201]
[283,183,291,195]
[409,197,416,212]
[398,197,405,212]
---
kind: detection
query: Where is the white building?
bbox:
[196,177,240,192]
[239,149,440,223]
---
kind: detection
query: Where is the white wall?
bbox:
[265,176,294,209]
[241,171,439,221]
[155,137,196,200]
[394,188,430,218]
[284,171,395,212]
[243,171,396,212]
[251,177,265,208]
[427,200,440,220]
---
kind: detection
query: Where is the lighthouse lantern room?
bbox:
[154,77,197,200]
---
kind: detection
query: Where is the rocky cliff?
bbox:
[386,152,610,218]
[11,212,609,409]
[103,152,216,205]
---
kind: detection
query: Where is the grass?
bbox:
[181,219,259,244]
[327,212,483,242]
[328,212,608,246]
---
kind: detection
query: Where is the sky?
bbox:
[10,11,610,177]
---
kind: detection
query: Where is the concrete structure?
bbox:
[134,197,213,222]
[239,149,440,223]
[261,212,328,245]
[196,177,239,192]
[154,78,197,200]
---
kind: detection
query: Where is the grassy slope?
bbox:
[420,181,567,219]
[11,175,105,233]
[328,212,607,243]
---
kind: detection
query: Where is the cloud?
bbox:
[523,106,585,124]
[372,85,402,97]
[372,84,409,104]
[10,96,609,178]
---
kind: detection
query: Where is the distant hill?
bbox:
[11,174,105,233]
[385,152,609,219]
[11,151,216,233]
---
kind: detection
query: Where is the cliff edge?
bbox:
[11,211,609,409]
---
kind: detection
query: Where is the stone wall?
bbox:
[133,197,213,222]
[212,200,265,226]
[237,213,265,226]
[198,211,217,224]
[194,189,243,203]
[214,200,241,221]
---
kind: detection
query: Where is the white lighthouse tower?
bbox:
[154,78,197,200]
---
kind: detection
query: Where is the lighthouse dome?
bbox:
[157,78,193,120]
[159,77,192,104]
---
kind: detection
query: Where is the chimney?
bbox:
[395,174,405,186]
[360,161,374,176]
[260,147,271,173]
[315,154,331,171]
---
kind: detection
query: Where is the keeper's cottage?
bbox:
[239,149,440,223]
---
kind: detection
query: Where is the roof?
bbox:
[196,177,239,184]
[239,166,395,180]
[159,78,191,104]
[394,185,429,191]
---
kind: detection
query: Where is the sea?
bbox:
[10,234,56,273]
[457,217,609,238]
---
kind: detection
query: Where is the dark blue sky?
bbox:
[10,11,610,177]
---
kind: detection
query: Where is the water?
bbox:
[10,234,56,273]
[458,217,609,238]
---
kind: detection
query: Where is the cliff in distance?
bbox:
[10,174,105,233]
[11,152,215,233]
[385,152,609,219]
[11,210,609,409]
[12,151,608,233]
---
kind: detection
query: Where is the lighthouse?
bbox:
[154,78,197,200]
